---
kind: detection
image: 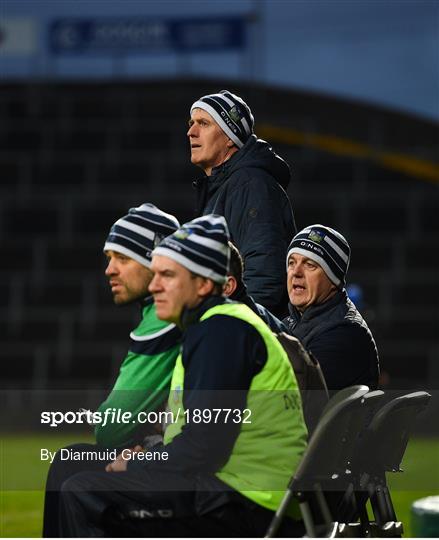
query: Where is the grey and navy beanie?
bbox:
[153,214,230,284]
[286,224,351,287]
[104,203,180,269]
[190,90,254,148]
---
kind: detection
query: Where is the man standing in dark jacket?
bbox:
[188,90,295,317]
[283,224,379,393]
[224,241,287,333]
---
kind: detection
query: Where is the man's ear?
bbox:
[223,275,237,297]
[196,277,216,297]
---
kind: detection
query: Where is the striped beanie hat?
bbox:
[153,214,230,284]
[191,90,254,148]
[104,203,180,269]
[286,224,351,287]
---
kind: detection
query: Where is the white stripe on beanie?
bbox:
[286,247,341,287]
[104,203,180,269]
[152,247,227,284]
[191,100,242,148]
[112,217,155,240]
[104,242,151,269]
[190,90,254,149]
[286,224,350,286]
[152,214,230,284]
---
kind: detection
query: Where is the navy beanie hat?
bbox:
[286,224,351,287]
[191,90,254,148]
[153,214,230,284]
[104,203,180,268]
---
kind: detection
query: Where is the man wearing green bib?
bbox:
[58,214,308,537]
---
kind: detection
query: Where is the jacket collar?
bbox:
[210,146,241,177]
[229,280,259,313]
[140,295,154,309]
[210,135,256,178]
[179,295,228,332]
[192,135,256,199]
[288,289,347,323]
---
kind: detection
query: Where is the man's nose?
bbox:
[148,274,159,293]
[105,261,116,276]
[187,124,197,137]
[291,264,303,276]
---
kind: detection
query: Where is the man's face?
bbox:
[187,108,232,175]
[287,253,337,312]
[104,250,153,305]
[149,255,213,323]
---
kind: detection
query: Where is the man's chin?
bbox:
[112,294,130,306]
[190,155,203,167]
[155,305,175,323]
[291,298,307,311]
[155,308,169,321]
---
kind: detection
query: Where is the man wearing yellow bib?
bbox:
[58,214,307,537]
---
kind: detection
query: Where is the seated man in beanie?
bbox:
[96,203,182,448]
[283,224,380,393]
[42,203,181,537]
[189,90,296,317]
[56,215,307,538]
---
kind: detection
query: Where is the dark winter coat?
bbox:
[230,278,288,334]
[194,135,296,317]
[283,290,380,393]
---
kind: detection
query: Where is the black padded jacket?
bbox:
[193,135,296,317]
[283,290,380,393]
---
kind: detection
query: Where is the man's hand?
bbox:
[105,445,143,472]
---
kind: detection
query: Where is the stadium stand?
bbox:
[1,80,438,405]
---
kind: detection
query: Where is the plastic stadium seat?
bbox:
[266,385,371,537]
[419,202,439,232]
[277,332,329,435]
[97,159,150,185]
[350,203,408,233]
[383,316,438,342]
[1,243,33,272]
[16,313,61,344]
[0,157,21,188]
[350,391,431,537]
[392,278,439,309]
[24,281,84,309]
[74,206,126,236]
[305,159,357,188]
[65,342,123,382]
[32,157,87,187]
[50,126,108,152]
[349,239,396,272]
[378,344,429,383]
[90,310,135,342]
[404,237,439,271]
[0,343,48,381]
[0,128,42,151]
[69,92,115,118]
[294,200,339,231]
[118,128,171,152]
[5,204,59,236]
[45,244,100,272]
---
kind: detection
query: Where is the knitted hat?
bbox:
[190,90,254,148]
[286,224,351,287]
[153,214,230,284]
[104,203,180,269]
